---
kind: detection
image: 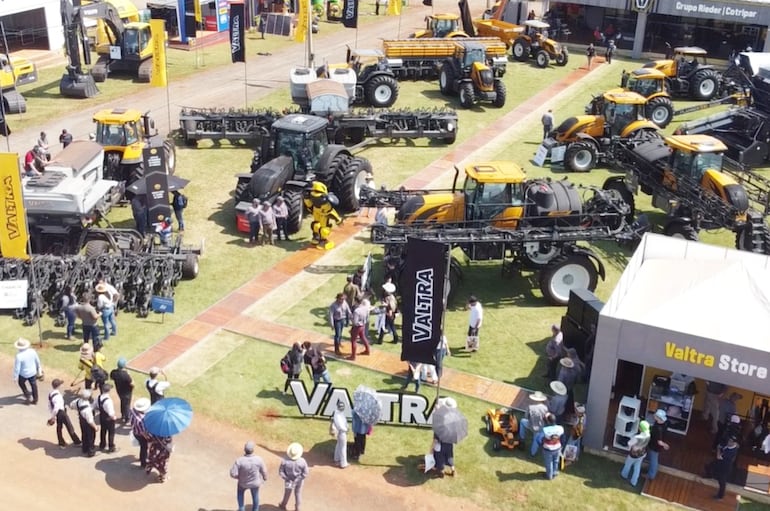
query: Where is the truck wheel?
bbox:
[439,66,454,95]
[512,39,529,62]
[333,157,371,212]
[564,142,597,172]
[664,221,699,241]
[555,50,569,66]
[645,97,674,128]
[690,69,719,100]
[539,255,598,306]
[181,254,199,279]
[234,180,252,203]
[163,139,177,175]
[492,80,507,108]
[284,188,304,235]
[602,178,635,224]
[459,83,475,109]
[535,50,550,68]
[84,240,110,258]
[364,74,399,108]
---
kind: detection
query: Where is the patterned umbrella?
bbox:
[143,397,193,436]
[353,385,382,425]
[432,406,468,444]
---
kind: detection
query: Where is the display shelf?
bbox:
[613,395,641,450]
[647,379,693,435]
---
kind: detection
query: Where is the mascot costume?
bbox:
[305,181,342,250]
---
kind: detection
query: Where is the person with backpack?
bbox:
[146,366,170,404]
[283,343,304,394]
[620,420,651,487]
[70,388,97,457]
[78,342,107,391]
[96,382,118,452]
[171,190,187,232]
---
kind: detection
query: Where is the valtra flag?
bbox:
[400,238,447,365]
[295,0,309,42]
[230,1,246,63]
[0,153,29,259]
[150,19,168,87]
[342,0,358,28]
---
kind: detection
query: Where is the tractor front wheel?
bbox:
[492,80,507,108]
[646,96,674,128]
[284,188,304,235]
[333,157,371,212]
[564,142,598,172]
[364,74,399,108]
[555,50,569,66]
[535,49,550,68]
[539,255,598,306]
[459,82,475,109]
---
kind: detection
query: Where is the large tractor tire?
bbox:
[664,221,699,241]
[284,188,304,235]
[459,82,475,109]
[181,254,199,279]
[492,80,507,108]
[690,69,719,101]
[512,38,529,62]
[333,157,371,212]
[163,139,177,175]
[84,240,110,258]
[439,65,455,95]
[535,49,550,68]
[234,179,252,203]
[364,74,399,108]
[602,178,635,224]
[564,141,598,172]
[555,50,569,66]
[539,254,598,306]
[645,96,674,128]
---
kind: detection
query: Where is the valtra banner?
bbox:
[342,0,358,28]
[230,2,246,63]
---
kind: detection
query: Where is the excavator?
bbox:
[60,0,99,98]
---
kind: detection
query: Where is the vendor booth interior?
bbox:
[585,234,770,498]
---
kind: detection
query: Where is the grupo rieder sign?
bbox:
[289,381,435,425]
[655,1,768,24]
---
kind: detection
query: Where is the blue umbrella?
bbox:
[143,397,193,436]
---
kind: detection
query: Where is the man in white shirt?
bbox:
[70,389,97,457]
[466,295,483,352]
[47,378,80,448]
[13,338,41,404]
[146,366,171,404]
[96,382,118,452]
[331,400,349,468]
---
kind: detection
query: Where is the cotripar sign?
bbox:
[655,1,768,24]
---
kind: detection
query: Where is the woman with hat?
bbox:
[131,398,151,468]
[278,442,309,510]
[519,391,550,457]
[620,420,651,487]
[95,282,117,341]
[13,338,41,405]
[377,282,399,344]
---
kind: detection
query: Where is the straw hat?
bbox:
[529,391,548,402]
[14,338,30,350]
[287,442,304,460]
[79,343,94,358]
[559,357,575,369]
[95,282,108,294]
[382,282,396,294]
[438,397,457,409]
[549,381,567,396]
[133,397,151,413]
[78,389,92,399]
[575,404,586,415]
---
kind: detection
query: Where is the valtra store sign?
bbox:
[656,1,764,23]
[664,341,768,379]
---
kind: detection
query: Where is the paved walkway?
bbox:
[127,61,604,412]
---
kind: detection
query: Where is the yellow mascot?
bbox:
[304,181,342,250]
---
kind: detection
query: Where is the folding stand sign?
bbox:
[150,295,175,323]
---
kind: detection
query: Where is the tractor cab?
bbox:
[121,23,152,60]
[600,91,648,137]
[272,114,330,173]
[624,68,667,98]
[673,47,709,78]
[461,162,525,227]
[93,108,144,150]
[455,41,494,90]
[413,13,468,38]
[524,20,551,43]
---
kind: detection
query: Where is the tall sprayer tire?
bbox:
[492,80,507,108]
[459,82,475,109]
[364,74,399,108]
[664,221,699,241]
[512,39,529,62]
[691,69,719,101]
[539,255,598,306]
[646,96,674,128]
[564,142,598,172]
[439,66,454,95]
[284,188,304,235]
[333,157,371,212]
[535,50,550,68]
[163,139,177,175]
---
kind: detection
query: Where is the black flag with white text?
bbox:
[342,0,358,28]
[230,1,246,63]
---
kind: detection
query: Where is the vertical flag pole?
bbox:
[307,0,314,68]
[244,62,248,107]
[165,56,172,136]
[435,246,451,402]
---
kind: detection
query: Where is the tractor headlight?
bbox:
[447,122,455,131]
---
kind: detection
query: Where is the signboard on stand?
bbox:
[217,0,230,32]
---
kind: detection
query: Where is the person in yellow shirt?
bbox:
[78,343,108,391]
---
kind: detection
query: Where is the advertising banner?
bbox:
[653,1,769,25]
[387,0,401,16]
[400,238,446,365]
[150,19,167,88]
[295,0,309,42]
[0,153,29,259]
[342,0,358,28]
[230,1,246,63]
[0,280,28,309]
[142,146,171,225]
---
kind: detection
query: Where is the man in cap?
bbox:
[273,196,290,241]
[544,324,563,380]
[110,357,134,424]
[331,400,349,468]
[13,338,41,404]
[466,295,483,352]
[706,433,740,499]
[620,420,651,487]
[95,282,117,341]
[279,442,309,511]
[96,382,118,452]
[246,198,261,245]
[230,440,268,511]
[713,392,742,450]
[519,391,550,457]
[548,381,568,422]
[646,409,670,481]
[378,282,399,344]
[70,388,97,457]
[47,378,80,448]
[145,367,170,404]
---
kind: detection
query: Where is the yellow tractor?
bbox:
[547,90,659,172]
[92,108,176,183]
[511,20,568,68]
[617,68,675,128]
[0,54,38,113]
[438,41,507,109]
[411,13,469,39]
[643,46,722,101]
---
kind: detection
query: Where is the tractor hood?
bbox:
[396,192,464,225]
[552,115,603,142]
[643,60,672,72]
[702,168,750,215]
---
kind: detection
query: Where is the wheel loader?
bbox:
[642,46,723,101]
[438,41,506,109]
[410,14,469,39]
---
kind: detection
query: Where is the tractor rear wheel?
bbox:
[492,80,507,108]
[84,240,110,258]
[181,254,199,279]
[163,139,177,175]
[512,39,529,62]
[691,69,719,100]
[333,157,371,212]
[459,83,475,109]
[284,188,304,235]
[364,74,399,108]
[555,50,569,66]
[439,65,454,95]
[664,221,699,241]
[535,49,550,68]
[564,141,598,172]
[539,255,598,306]
[646,96,674,128]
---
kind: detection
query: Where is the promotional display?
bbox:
[400,238,447,365]
[230,1,246,63]
[150,19,168,88]
[142,146,171,224]
[0,153,29,259]
[342,0,358,28]
[294,0,309,42]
